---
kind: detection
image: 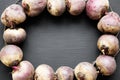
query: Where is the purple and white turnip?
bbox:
[0,45,23,67]
[66,0,86,16]
[56,66,74,80]
[97,11,120,34]
[22,0,47,17]
[34,64,55,80]
[86,0,109,20]
[3,28,26,44]
[47,0,66,16]
[95,55,116,76]
[1,4,26,27]
[74,62,98,80]
[12,61,34,80]
[97,34,119,56]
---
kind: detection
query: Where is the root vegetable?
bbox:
[22,0,47,17]
[56,66,74,80]
[97,11,120,34]
[12,61,34,80]
[0,45,23,67]
[34,64,55,80]
[3,28,26,44]
[97,34,119,56]
[47,0,66,16]
[95,55,116,76]
[66,0,86,16]
[74,62,98,80]
[86,0,109,20]
[1,4,26,27]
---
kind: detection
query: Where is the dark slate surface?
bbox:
[0,0,120,80]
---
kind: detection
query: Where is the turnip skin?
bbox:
[47,0,66,16]
[74,62,98,80]
[22,0,47,17]
[12,61,34,80]
[3,28,26,44]
[56,66,74,80]
[0,45,23,67]
[95,55,116,76]
[1,4,26,27]
[97,11,120,34]
[34,64,55,80]
[66,0,86,16]
[97,34,119,56]
[86,0,109,20]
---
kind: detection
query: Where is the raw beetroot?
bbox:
[86,0,109,20]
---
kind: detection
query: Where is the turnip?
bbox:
[47,0,66,16]
[34,64,55,80]
[66,0,86,16]
[1,4,26,27]
[56,66,74,80]
[3,28,26,44]
[98,11,120,34]
[0,45,23,67]
[95,55,116,76]
[12,61,34,80]
[22,0,47,17]
[97,34,119,56]
[74,62,98,80]
[86,0,109,20]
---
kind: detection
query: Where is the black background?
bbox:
[0,0,120,80]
